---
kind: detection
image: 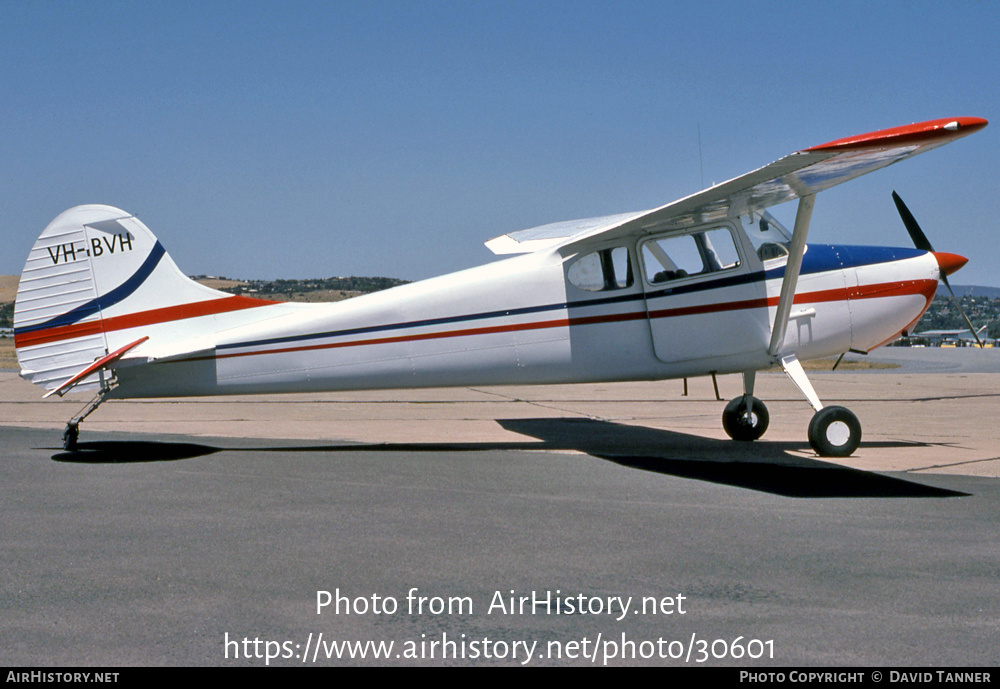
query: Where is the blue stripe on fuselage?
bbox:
[762,244,925,281]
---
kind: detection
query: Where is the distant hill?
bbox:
[192,275,410,303]
[0,275,17,303]
[937,285,1000,299]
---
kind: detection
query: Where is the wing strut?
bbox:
[768,194,815,357]
[757,194,863,456]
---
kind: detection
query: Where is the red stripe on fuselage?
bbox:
[644,278,937,321]
[13,296,278,348]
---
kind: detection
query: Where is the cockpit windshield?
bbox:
[742,211,792,262]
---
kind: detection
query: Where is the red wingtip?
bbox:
[933,252,969,278]
[806,117,988,152]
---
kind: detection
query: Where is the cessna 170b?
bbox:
[13,116,988,455]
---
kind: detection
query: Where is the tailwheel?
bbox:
[808,406,861,457]
[722,396,769,441]
[62,421,80,452]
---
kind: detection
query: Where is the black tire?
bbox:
[808,406,861,457]
[62,423,79,452]
[722,396,769,441]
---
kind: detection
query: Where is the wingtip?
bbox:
[805,117,988,152]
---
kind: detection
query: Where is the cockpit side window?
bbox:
[641,227,741,284]
[567,246,633,292]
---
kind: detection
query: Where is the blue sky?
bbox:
[2,1,998,284]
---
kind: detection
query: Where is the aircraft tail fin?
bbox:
[13,205,270,393]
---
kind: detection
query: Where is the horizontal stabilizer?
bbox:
[43,336,149,398]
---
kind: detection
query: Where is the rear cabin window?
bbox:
[567,247,633,291]
[642,227,741,284]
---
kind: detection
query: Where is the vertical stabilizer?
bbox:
[13,205,246,393]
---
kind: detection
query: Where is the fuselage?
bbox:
[109,238,943,399]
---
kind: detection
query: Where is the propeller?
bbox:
[892,191,983,347]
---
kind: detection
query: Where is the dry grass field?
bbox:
[798,357,898,371]
[1,276,15,369]
[0,275,18,303]
[0,338,15,369]
[192,278,247,291]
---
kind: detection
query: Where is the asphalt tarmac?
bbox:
[1,357,998,667]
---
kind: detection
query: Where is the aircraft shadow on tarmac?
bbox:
[51,440,220,464]
[496,418,968,498]
[51,417,966,498]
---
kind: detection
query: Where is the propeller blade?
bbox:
[893,191,983,348]
[892,191,935,252]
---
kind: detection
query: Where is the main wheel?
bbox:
[722,396,769,441]
[808,406,861,457]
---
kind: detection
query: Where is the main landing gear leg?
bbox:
[779,354,861,457]
[723,370,769,441]
[62,387,113,452]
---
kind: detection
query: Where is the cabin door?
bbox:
[638,224,770,365]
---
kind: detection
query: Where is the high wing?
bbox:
[484,210,651,255]
[485,117,987,255]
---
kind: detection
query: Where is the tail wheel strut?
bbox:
[61,386,114,451]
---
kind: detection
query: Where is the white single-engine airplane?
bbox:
[13,116,988,455]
